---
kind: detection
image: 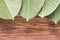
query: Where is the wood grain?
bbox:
[0,15,60,40]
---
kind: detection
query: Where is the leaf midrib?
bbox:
[27,0,30,21]
[4,0,13,19]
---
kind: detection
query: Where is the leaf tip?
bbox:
[38,14,45,18]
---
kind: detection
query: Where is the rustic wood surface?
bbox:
[0,15,60,40]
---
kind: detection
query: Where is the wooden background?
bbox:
[0,15,60,40]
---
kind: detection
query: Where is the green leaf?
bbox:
[20,0,45,21]
[46,5,60,23]
[38,0,60,17]
[0,0,22,19]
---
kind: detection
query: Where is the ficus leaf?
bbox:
[38,0,60,17]
[0,0,22,19]
[46,5,60,23]
[20,0,45,21]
